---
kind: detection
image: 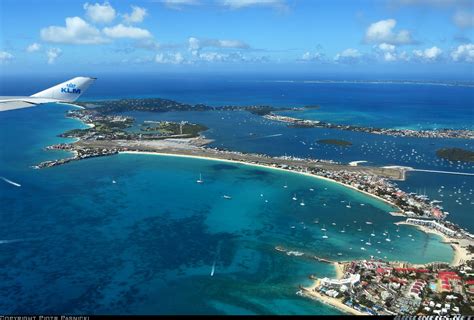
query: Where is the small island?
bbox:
[317,139,353,147]
[436,148,474,162]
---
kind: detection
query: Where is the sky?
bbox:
[0,0,473,79]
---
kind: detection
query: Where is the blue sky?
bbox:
[0,0,473,78]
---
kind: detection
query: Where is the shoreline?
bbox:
[120,150,402,214]
[395,221,471,266]
[301,280,367,316]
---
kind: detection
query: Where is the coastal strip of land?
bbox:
[264,114,474,140]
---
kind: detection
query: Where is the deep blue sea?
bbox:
[0,74,471,314]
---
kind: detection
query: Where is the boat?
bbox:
[322,231,328,239]
[314,219,319,224]
[210,261,216,277]
[223,195,232,199]
[112,180,116,184]
[366,221,373,225]
[309,188,314,192]
[340,227,346,233]
[196,173,203,184]
[283,181,288,189]
[300,199,305,206]
[292,194,297,201]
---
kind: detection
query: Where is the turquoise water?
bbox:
[0,104,454,314]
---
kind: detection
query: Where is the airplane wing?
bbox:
[0,76,96,112]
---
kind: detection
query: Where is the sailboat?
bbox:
[365,238,372,246]
[385,232,391,242]
[196,173,203,184]
[321,224,327,231]
[210,260,216,277]
[283,181,288,189]
[340,227,346,233]
[322,231,328,239]
[371,230,375,237]
[346,201,351,208]
[300,199,305,206]
[292,194,297,201]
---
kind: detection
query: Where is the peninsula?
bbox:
[71,98,474,140]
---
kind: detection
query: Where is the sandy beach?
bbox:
[301,280,367,316]
[120,150,402,213]
[395,221,472,266]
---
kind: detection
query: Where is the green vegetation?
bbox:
[140,121,208,137]
[436,148,474,162]
[317,139,353,147]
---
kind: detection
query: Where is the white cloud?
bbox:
[453,10,474,28]
[451,43,474,62]
[334,48,362,63]
[365,19,414,44]
[26,43,41,53]
[41,17,108,44]
[161,0,199,9]
[378,43,396,52]
[413,46,443,61]
[220,0,287,10]
[374,43,409,61]
[155,52,186,64]
[0,51,14,64]
[84,1,116,24]
[187,37,249,54]
[103,24,152,39]
[123,6,147,24]
[299,51,322,62]
[47,48,62,64]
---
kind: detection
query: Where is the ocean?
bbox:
[0,74,472,314]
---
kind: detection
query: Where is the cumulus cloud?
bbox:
[188,37,249,55]
[41,17,108,44]
[46,48,62,64]
[0,51,14,64]
[451,43,474,62]
[453,10,474,28]
[412,46,443,61]
[374,43,409,62]
[219,0,287,10]
[299,51,323,62]
[103,24,152,39]
[365,19,414,45]
[26,43,41,53]
[84,1,116,24]
[334,48,362,63]
[123,6,147,24]
[155,52,186,64]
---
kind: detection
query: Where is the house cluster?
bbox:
[312,259,473,316]
[263,113,474,140]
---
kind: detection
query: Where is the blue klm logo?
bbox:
[61,83,81,94]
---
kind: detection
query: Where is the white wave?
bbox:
[1,176,21,187]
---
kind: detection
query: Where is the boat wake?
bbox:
[1,176,21,187]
